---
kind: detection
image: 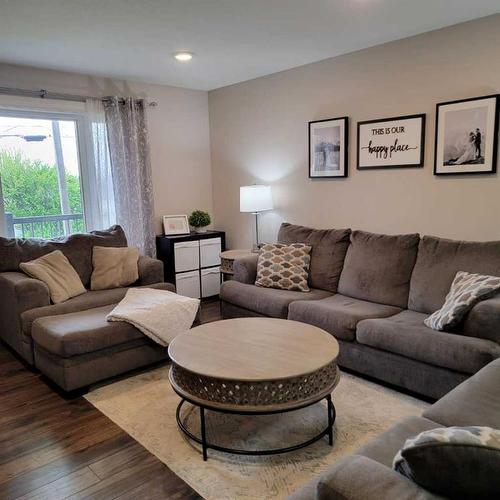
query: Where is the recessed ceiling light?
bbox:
[174,52,193,62]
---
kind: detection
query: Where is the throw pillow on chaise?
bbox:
[91,246,140,290]
[20,250,86,304]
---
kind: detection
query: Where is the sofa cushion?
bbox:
[355,416,439,468]
[277,223,351,293]
[409,235,500,314]
[32,304,143,357]
[21,282,175,340]
[462,295,500,345]
[220,280,331,318]
[393,426,500,499]
[356,310,500,374]
[423,358,500,428]
[20,250,86,304]
[288,294,401,341]
[0,225,127,287]
[338,230,420,308]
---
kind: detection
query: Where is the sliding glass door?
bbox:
[0,110,86,238]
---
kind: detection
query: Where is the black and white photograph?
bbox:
[309,117,348,178]
[434,94,499,175]
[357,114,425,170]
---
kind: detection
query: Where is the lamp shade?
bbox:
[240,185,273,213]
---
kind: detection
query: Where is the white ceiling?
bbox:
[0,0,498,91]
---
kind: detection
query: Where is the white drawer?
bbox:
[201,266,221,298]
[200,237,222,268]
[174,240,200,273]
[175,270,200,298]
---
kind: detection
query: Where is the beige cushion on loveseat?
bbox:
[91,246,139,290]
[20,250,86,304]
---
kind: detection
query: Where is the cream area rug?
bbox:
[85,366,429,500]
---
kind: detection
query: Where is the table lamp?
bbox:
[240,185,273,252]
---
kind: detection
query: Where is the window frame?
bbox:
[0,106,91,237]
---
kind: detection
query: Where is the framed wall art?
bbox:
[357,114,425,170]
[163,214,190,235]
[434,94,499,175]
[309,117,348,178]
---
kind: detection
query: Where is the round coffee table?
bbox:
[168,317,340,460]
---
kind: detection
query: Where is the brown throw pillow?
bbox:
[255,243,311,292]
[91,246,140,290]
[20,250,86,304]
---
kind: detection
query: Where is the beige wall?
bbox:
[209,15,500,249]
[0,63,213,235]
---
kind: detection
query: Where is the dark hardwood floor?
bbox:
[0,299,222,500]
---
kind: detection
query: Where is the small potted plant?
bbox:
[189,210,211,233]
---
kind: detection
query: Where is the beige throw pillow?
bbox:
[91,246,140,291]
[20,250,86,304]
[255,243,312,292]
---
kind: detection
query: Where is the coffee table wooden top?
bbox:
[168,318,339,382]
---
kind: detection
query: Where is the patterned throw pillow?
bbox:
[393,426,500,498]
[255,243,312,292]
[424,271,500,331]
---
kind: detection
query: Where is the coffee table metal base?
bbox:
[175,394,336,461]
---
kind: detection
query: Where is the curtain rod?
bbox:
[0,86,158,107]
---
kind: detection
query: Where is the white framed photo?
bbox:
[357,114,425,170]
[434,94,499,175]
[309,117,348,178]
[163,215,190,235]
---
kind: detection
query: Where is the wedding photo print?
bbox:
[434,94,499,175]
[309,117,348,178]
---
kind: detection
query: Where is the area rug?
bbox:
[85,366,429,499]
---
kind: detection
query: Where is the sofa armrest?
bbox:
[137,256,164,285]
[462,295,500,344]
[0,271,50,361]
[312,455,440,500]
[0,271,50,313]
[233,254,259,284]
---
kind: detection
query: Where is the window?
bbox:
[0,109,87,238]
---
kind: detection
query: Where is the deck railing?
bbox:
[5,213,85,238]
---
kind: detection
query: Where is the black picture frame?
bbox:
[357,114,426,170]
[434,94,499,176]
[308,116,349,178]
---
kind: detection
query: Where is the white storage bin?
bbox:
[201,266,221,298]
[200,237,222,268]
[176,270,201,298]
[174,240,200,273]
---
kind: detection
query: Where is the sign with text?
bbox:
[357,114,425,169]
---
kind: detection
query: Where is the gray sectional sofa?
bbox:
[289,357,500,499]
[220,223,500,399]
[0,226,174,391]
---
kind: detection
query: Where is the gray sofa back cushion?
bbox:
[409,236,500,314]
[277,223,351,293]
[0,225,127,288]
[338,230,420,308]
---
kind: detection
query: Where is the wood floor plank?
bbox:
[0,300,221,499]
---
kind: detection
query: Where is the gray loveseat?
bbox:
[0,226,174,391]
[289,357,500,499]
[220,223,500,399]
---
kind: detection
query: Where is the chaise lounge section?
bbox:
[220,223,500,399]
[0,226,175,391]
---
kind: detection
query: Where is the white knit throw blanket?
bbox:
[107,288,200,346]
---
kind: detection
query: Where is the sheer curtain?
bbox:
[83,98,116,231]
[104,97,156,257]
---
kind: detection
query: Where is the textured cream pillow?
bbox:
[20,250,86,304]
[91,246,140,291]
